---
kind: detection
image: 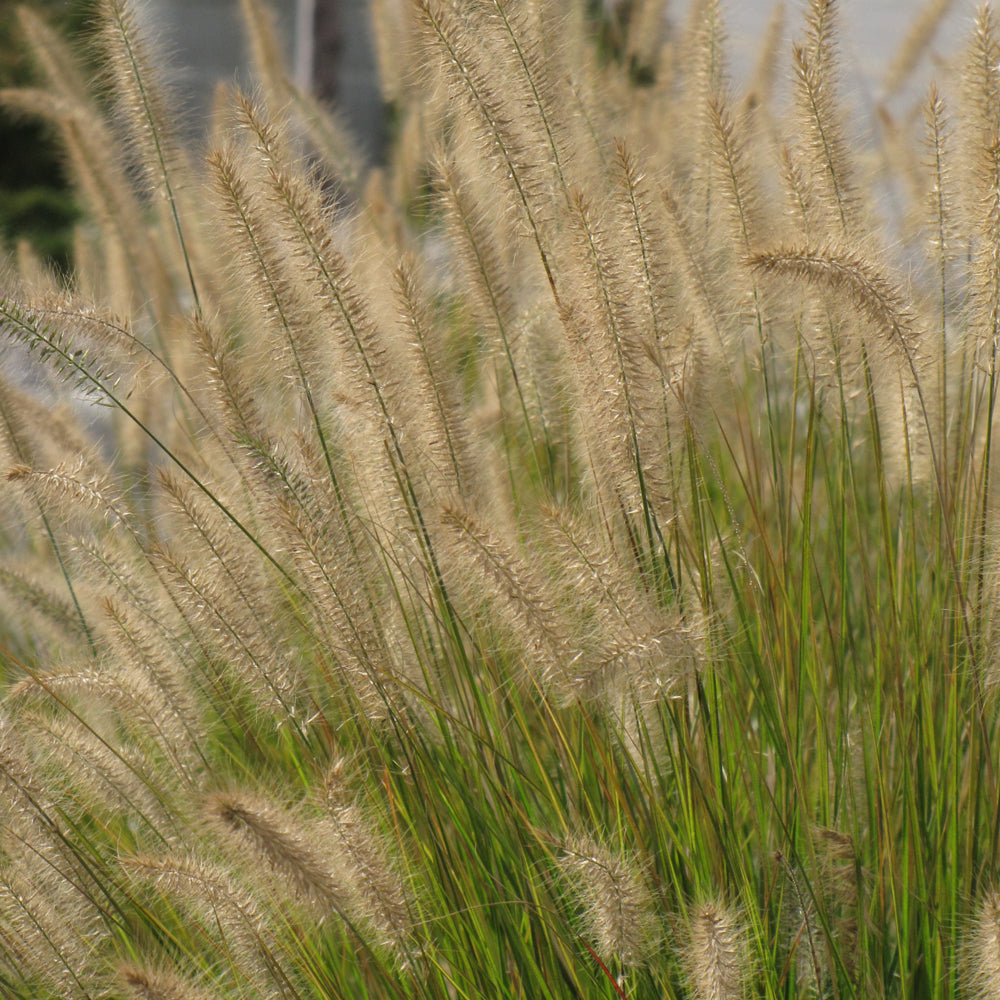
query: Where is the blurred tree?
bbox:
[0,1,97,271]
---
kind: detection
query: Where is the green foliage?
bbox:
[0,1,97,270]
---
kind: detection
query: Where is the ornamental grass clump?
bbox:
[1,0,999,996]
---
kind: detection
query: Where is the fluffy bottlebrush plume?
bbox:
[877,374,936,491]
[5,9,175,318]
[924,86,964,432]
[775,850,825,996]
[779,142,824,244]
[158,467,270,618]
[0,716,115,941]
[121,854,278,994]
[973,542,1000,696]
[18,294,155,390]
[289,92,368,202]
[0,712,64,847]
[745,241,932,484]
[14,6,92,108]
[685,901,750,1000]
[433,147,556,474]
[8,660,198,790]
[962,137,1000,379]
[207,793,351,914]
[558,835,660,967]
[209,790,413,959]
[237,0,366,194]
[0,562,93,650]
[235,0,288,111]
[10,238,61,300]
[189,315,268,448]
[410,0,558,290]
[963,890,1000,1000]
[923,86,958,286]
[601,597,703,703]
[791,0,860,241]
[613,144,686,513]
[253,434,413,724]
[556,188,652,522]
[536,501,648,632]
[0,294,139,411]
[882,0,958,100]
[439,502,585,699]
[230,96,391,403]
[279,505,407,723]
[747,243,921,358]
[327,800,414,959]
[12,397,114,484]
[744,1,786,117]
[957,4,1000,216]
[478,0,577,199]
[82,539,171,631]
[535,503,703,701]
[777,833,861,997]
[370,0,411,105]
[0,853,108,1000]
[206,139,330,420]
[0,373,40,473]
[613,142,671,351]
[94,0,202,310]
[392,254,479,503]
[658,185,725,420]
[682,0,728,91]
[97,596,204,757]
[678,0,729,203]
[605,639,702,774]
[231,95,418,529]
[432,144,512,294]
[704,90,773,431]
[0,379,120,587]
[120,964,218,1000]
[813,828,861,991]
[20,711,175,836]
[660,182,726,351]
[7,460,130,530]
[149,540,302,721]
[707,94,765,255]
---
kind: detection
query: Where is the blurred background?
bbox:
[0,0,980,273]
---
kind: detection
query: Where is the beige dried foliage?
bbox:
[1,0,994,994]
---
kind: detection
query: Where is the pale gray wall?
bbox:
[146,0,979,157]
[148,0,383,159]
